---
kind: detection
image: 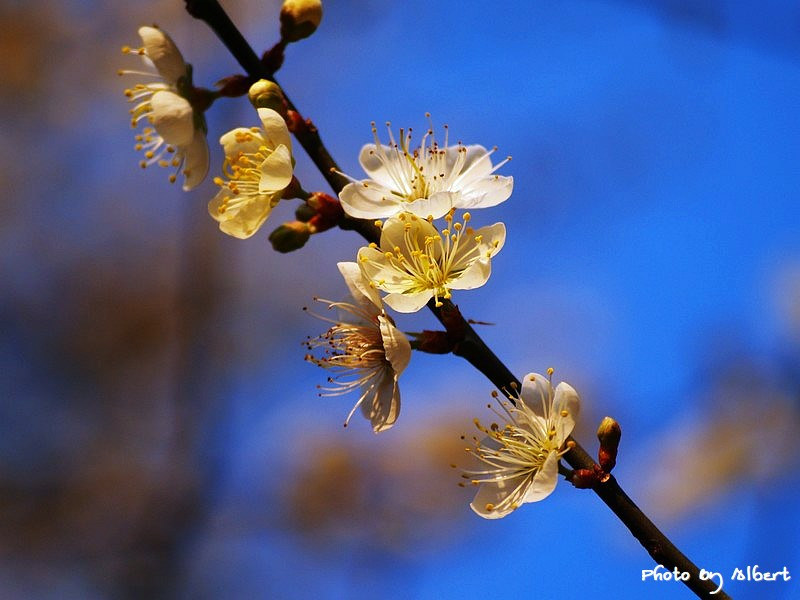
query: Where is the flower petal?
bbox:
[181,131,209,191]
[208,189,276,239]
[521,451,559,503]
[138,26,186,85]
[219,127,264,158]
[362,368,400,433]
[470,473,530,519]
[257,107,292,154]
[357,246,410,293]
[552,382,580,442]
[455,175,513,210]
[519,372,554,416]
[258,144,293,192]
[475,222,506,257]
[337,261,382,310]
[402,191,457,219]
[358,143,400,188]
[339,181,399,219]
[378,315,411,375]
[448,258,491,290]
[149,91,194,147]
[379,214,439,258]
[382,291,431,313]
[449,144,492,180]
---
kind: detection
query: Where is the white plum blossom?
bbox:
[463,371,580,519]
[357,211,505,313]
[305,262,411,433]
[121,26,209,190]
[208,107,294,239]
[338,118,513,220]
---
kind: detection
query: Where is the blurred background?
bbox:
[1,0,798,598]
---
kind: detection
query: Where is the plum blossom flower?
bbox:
[338,118,513,220]
[120,26,209,190]
[463,370,580,519]
[305,262,411,432]
[357,211,505,313]
[208,108,294,239]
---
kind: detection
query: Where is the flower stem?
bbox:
[184,2,729,597]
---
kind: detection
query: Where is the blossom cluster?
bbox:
[120,12,581,519]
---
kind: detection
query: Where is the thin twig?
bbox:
[182,1,730,597]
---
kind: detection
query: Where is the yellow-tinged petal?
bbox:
[258,144,293,192]
[138,26,186,85]
[149,90,194,147]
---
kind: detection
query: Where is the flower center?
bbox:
[213,129,273,214]
[368,211,482,307]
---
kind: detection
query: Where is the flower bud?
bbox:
[269,221,312,253]
[569,468,599,489]
[597,416,621,473]
[280,0,323,43]
[248,79,286,115]
[295,203,316,222]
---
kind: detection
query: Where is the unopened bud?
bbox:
[248,79,286,114]
[306,192,343,232]
[269,221,312,253]
[597,416,621,473]
[569,468,599,489]
[280,0,323,43]
[295,202,316,222]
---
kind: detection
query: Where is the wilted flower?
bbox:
[339,118,513,220]
[357,211,505,312]
[463,371,580,519]
[120,26,209,190]
[305,262,411,432]
[209,107,294,239]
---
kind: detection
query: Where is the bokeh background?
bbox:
[1,0,798,598]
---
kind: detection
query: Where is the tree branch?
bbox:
[183,1,729,597]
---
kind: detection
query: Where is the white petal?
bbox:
[138,26,186,85]
[257,107,292,154]
[521,451,559,502]
[448,144,492,179]
[337,261,382,310]
[149,91,194,146]
[519,372,554,416]
[402,191,457,219]
[470,474,530,519]
[219,127,265,158]
[363,370,400,433]
[258,144,293,192]
[448,258,491,290]
[378,315,411,375]
[358,144,400,188]
[382,291,431,313]
[181,130,209,191]
[339,181,399,219]
[475,222,506,257]
[455,176,513,210]
[552,382,580,442]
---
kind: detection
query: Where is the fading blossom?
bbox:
[208,107,294,239]
[357,211,505,313]
[462,371,580,519]
[305,262,411,432]
[338,118,512,220]
[120,26,209,190]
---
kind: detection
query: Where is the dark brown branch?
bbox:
[183,2,729,597]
